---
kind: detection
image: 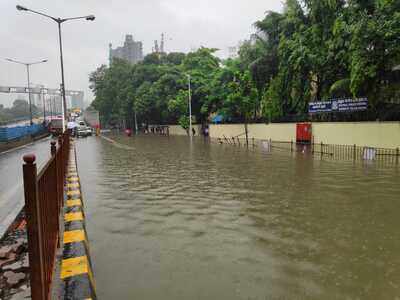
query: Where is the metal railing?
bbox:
[312,142,400,163]
[22,132,70,300]
[215,136,400,164]
[218,136,257,148]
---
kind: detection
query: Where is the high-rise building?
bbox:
[70,91,84,109]
[109,34,143,65]
[152,33,166,54]
[31,84,44,108]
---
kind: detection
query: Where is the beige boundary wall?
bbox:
[312,122,400,148]
[168,125,202,136]
[209,123,297,142]
[206,122,400,149]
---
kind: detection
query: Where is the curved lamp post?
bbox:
[16,5,95,131]
[5,58,48,125]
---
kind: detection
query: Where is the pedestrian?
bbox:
[204,126,209,137]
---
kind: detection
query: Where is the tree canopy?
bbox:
[90,0,400,128]
[0,99,40,124]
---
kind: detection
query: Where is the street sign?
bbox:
[309,98,368,114]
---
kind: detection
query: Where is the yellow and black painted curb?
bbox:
[60,144,97,300]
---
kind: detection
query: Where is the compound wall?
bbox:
[207,122,400,149]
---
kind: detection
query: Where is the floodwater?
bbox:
[75,134,400,299]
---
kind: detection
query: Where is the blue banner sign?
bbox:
[309,98,368,114]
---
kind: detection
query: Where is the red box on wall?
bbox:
[296,123,312,144]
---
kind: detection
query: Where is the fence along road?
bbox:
[0,137,51,238]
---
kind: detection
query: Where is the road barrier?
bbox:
[22,132,70,300]
[0,124,46,142]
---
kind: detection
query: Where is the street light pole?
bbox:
[42,89,46,121]
[57,22,67,130]
[187,74,192,137]
[26,64,32,125]
[5,58,48,125]
[16,5,95,131]
[134,110,138,134]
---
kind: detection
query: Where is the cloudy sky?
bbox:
[0,0,282,107]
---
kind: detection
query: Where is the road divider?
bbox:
[59,144,96,299]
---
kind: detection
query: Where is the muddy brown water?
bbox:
[75,135,400,299]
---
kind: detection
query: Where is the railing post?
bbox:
[22,154,45,300]
[353,144,357,161]
[58,135,64,177]
[51,140,58,203]
[312,136,314,155]
[291,140,293,152]
[51,140,56,156]
[396,148,399,165]
[321,142,324,157]
[51,141,61,248]
[252,137,255,148]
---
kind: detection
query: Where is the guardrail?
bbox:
[0,124,46,142]
[311,142,400,163]
[22,132,70,300]
[216,136,400,164]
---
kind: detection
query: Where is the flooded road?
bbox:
[75,134,400,299]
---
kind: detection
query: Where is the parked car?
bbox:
[77,126,92,138]
[76,126,88,137]
[85,126,93,136]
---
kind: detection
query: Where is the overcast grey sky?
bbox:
[0,0,282,107]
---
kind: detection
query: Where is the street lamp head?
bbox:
[86,15,95,21]
[42,59,48,63]
[16,5,28,11]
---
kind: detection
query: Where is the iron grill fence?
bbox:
[215,136,399,164]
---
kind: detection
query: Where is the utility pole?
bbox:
[134,110,138,134]
[187,74,192,137]
[42,89,46,121]
[26,64,32,125]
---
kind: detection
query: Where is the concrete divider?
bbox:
[59,144,96,299]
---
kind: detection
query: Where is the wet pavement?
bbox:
[0,212,30,300]
[0,137,52,238]
[75,134,400,299]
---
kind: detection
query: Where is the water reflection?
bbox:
[75,135,400,299]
